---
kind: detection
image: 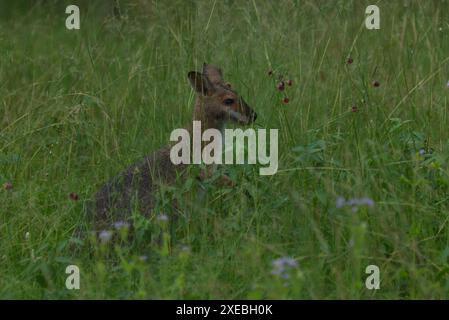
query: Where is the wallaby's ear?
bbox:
[202,63,223,84]
[188,71,214,96]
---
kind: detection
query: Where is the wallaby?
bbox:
[93,63,257,229]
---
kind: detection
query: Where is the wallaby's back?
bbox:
[94,146,183,229]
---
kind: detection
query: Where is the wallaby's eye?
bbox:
[223,98,234,105]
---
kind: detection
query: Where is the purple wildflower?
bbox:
[271,257,298,279]
[336,196,375,210]
[361,197,375,207]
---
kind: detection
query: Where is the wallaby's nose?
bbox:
[241,97,257,123]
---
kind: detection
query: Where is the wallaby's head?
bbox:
[188,63,257,126]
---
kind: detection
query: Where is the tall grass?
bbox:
[1,0,449,299]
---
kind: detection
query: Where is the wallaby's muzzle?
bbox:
[240,97,257,125]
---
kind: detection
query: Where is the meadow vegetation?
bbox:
[1,0,449,298]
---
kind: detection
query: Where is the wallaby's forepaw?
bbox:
[218,175,235,188]
[198,169,235,188]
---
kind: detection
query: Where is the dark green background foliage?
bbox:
[1,0,449,298]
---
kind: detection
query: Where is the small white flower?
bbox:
[113,221,129,230]
[25,232,30,240]
[157,214,169,222]
[98,230,112,243]
[336,196,346,208]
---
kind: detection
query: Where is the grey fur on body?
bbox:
[94,146,185,229]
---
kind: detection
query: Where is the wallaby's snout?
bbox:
[239,97,257,124]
